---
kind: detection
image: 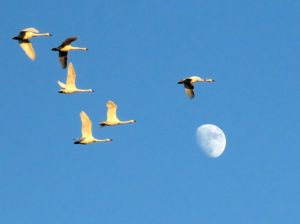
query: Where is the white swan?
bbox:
[178,76,215,99]
[57,63,94,94]
[74,111,112,144]
[12,27,52,60]
[52,37,88,69]
[100,100,136,127]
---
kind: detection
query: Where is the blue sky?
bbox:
[1,0,300,223]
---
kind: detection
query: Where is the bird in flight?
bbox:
[12,27,52,60]
[52,37,88,69]
[74,111,112,145]
[178,76,215,99]
[100,100,136,127]
[57,62,94,94]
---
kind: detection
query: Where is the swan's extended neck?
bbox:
[32,32,52,37]
[95,138,112,142]
[69,46,88,51]
[120,120,136,124]
[77,88,94,92]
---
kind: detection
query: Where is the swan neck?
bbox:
[33,33,51,37]
[71,46,87,50]
[95,138,111,142]
[77,89,93,92]
[121,120,136,124]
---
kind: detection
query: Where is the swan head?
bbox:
[52,47,59,51]
[205,78,215,82]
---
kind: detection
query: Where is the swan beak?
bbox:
[92,89,95,92]
[49,33,53,36]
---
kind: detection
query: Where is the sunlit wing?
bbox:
[59,51,68,69]
[66,63,76,88]
[19,40,36,60]
[80,111,93,138]
[184,82,195,98]
[106,100,118,121]
[57,80,66,88]
[22,27,39,33]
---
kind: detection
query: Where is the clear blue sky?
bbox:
[1,0,300,223]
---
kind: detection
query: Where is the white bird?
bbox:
[57,63,94,94]
[100,100,136,127]
[177,76,215,99]
[12,27,52,60]
[74,111,112,145]
[52,37,88,69]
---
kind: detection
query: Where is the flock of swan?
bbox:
[13,27,215,145]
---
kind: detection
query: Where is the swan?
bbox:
[57,62,94,94]
[52,37,88,69]
[12,27,52,60]
[100,100,136,127]
[74,111,112,144]
[178,76,215,99]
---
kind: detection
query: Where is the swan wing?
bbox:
[80,111,93,138]
[106,100,118,121]
[59,51,68,69]
[66,63,76,88]
[22,27,39,33]
[60,37,77,47]
[57,80,66,88]
[19,40,36,60]
[183,81,195,98]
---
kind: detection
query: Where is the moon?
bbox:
[196,124,226,158]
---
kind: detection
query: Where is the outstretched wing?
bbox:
[57,80,66,88]
[80,111,93,138]
[22,27,39,33]
[183,81,195,99]
[59,51,68,69]
[106,100,118,121]
[59,37,77,47]
[66,63,76,88]
[19,40,36,60]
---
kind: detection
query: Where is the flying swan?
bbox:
[100,100,136,127]
[74,111,112,144]
[12,27,52,60]
[178,76,215,99]
[52,37,88,69]
[57,63,94,94]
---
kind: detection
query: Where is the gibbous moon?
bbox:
[196,124,226,158]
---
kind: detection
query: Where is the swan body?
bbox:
[74,111,112,145]
[12,27,52,60]
[58,63,94,94]
[100,100,136,127]
[52,37,88,69]
[178,75,215,99]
